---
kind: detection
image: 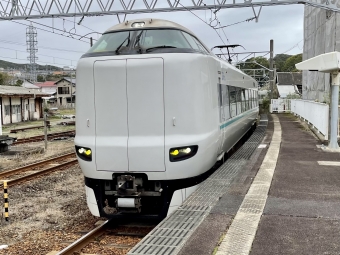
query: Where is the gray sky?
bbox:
[0,4,304,68]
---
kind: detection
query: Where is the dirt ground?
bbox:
[0,155,105,255]
[0,115,107,255]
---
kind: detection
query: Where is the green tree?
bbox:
[15,79,23,86]
[273,54,292,72]
[282,54,302,72]
[37,75,45,82]
[0,72,10,85]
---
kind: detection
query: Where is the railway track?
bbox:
[53,221,155,255]
[0,152,77,187]
[13,131,75,145]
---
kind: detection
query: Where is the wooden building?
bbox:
[0,85,49,125]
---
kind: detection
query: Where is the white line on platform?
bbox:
[216,115,281,255]
[318,161,340,166]
[258,144,267,148]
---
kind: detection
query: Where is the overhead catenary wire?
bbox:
[0,39,85,53]
[10,20,90,44]
[0,45,78,63]
[0,55,75,67]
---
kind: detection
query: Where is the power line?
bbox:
[218,17,256,29]
[0,39,85,53]
[10,20,90,44]
[0,46,78,62]
[0,55,73,67]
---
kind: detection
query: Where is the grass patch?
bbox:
[212,232,227,255]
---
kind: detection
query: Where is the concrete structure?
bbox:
[276,72,302,98]
[0,85,48,124]
[303,6,340,102]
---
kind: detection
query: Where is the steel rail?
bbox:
[0,159,78,188]
[56,220,110,255]
[0,152,75,180]
[13,131,75,145]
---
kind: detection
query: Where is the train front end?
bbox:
[75,19,220,219]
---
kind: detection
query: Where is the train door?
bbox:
[126,58,165,172]
[94,60,129,172]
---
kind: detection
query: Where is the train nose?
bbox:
[93,57,165,172]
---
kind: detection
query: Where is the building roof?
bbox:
[22,80,40,89]
[55,77,76,86]
[34,81,56,87]
[0,85,49,97]
[276,72,302,85]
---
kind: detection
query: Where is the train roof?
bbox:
[105,18,196,36]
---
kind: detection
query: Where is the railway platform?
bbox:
[128,113,340,255]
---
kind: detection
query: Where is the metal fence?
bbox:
[270,99,330,140]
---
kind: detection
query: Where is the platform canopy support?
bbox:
[296,52,340,150]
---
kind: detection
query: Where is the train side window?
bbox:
[235,87,242,115]
[252,90,256,108]
[229,86,237,118]
[241,89,246,113]
[222,85,230,120]
[245,89,250,110]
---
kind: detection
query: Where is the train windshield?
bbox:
[86,29,209,55]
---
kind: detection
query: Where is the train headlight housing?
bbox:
[75,145,92,161]
[169,145,198,162]
[131,22,145,28]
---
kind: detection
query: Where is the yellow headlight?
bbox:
[170,149,179,156]
[85,150,92,156]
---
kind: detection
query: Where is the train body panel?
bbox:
[75,18,259,219]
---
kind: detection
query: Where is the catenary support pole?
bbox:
[269,39,274,100]
[44,113,47,150]
[329,72,340,149]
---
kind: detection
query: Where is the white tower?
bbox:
[26,23,38,83]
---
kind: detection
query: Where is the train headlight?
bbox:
[75,145,92,161]
[169,145,198,162]
[131,22,145,28]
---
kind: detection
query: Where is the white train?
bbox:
[75,18,259,219]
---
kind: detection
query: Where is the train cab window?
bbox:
[192,37,210,54]
[140,29,192,49]
[87,31,131,53]
[84,29,210,56]
[182,32,201,51]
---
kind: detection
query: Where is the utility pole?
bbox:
[43,112,47,150]
[269,39,274,100]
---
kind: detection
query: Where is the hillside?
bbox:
[0,59,61,71]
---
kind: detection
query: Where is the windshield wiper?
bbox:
[145,45,177,52]
[115,32,130,54]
